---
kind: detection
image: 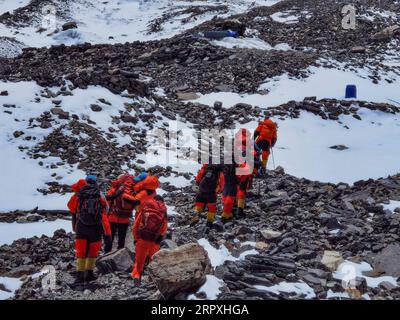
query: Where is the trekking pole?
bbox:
[271,147,276,170]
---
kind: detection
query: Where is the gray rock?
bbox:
[62,21,78,31]
[353,277,368,294]
[330,145,349,151]
[160,239,178,250]
[5,265,36,277]
[260,229,282,240]
[90,104,103,112]
[351,46,366,54]
[96,248,134,274]
[372,25,400,41]
[373,244,400,277]
[379,281,396,291]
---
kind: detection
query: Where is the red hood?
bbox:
[261,119,276,129]
[111,173,134,188]
[134,176,160,192]
[71,179,87,193]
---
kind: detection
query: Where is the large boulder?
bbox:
[96,248,134,274]
[373,244,400,277]
[148,243,212,299]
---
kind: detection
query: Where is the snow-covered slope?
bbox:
[0,0,31,15]
[0,0,281,50]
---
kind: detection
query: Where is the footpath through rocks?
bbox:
[1,167,400,300]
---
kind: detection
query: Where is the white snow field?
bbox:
[0,81,143,211]
[0,0,282,49]
[241,109,400,184]
[192,62,400,109]
[0,0,31,15]
[1,76,400,212]
[0,219,72,245]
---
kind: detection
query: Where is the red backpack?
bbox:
[111,174,136,218]
[138,196,167,241]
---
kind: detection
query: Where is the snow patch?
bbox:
[255,281,316,299]
[188,275,224,300]
[0,220,72,245]
[0,0,282,48]
[270,10,311,24]
[0,0,30,15]
[193,62,400,109]
[211,37,292,51]
[0,81,143,211]
[0,277,23,300]
[238,110,400,184]
[333,261,398,288]
[198,238,257,268]
[382,200,400,213]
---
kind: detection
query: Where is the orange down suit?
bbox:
[220,163,252,219]
[67,179,111,272]
[254,119,278,169]
[130,176,168,280]
[194,164,223,222]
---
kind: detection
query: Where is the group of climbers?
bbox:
[194,117,278,226]
[67,172,167,287]
[66,116,277,287]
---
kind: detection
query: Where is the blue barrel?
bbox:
[345,85,357,98]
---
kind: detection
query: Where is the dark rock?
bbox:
[96,248,134,274]
[90,104,103,112]
[13,130,24,138]
[330,145,349,151]
[62,21,78,31]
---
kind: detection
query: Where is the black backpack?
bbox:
[77,184,103,226]
[199,165,222,193]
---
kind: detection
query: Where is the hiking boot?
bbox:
[84,270,98,283]
[69,271,85,290]
[221,216,232,224]
[133,277,141,286]
[236,208,245,218]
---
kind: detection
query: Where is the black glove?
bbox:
[104,235,112,253]
[155,235,164,244]
[106,188,124,201]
